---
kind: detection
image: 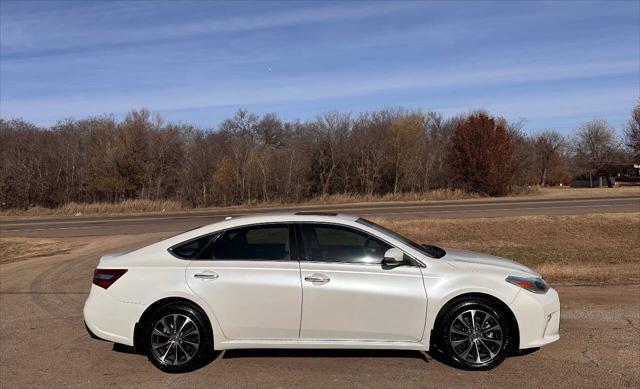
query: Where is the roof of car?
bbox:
[161,211,362,246]
[219,211,359,223]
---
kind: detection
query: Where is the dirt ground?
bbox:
[0,232,639,389]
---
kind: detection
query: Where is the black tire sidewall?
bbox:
[436,298,512,370]
[145,302,212,373]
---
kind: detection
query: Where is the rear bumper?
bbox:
[509,287,560,349]
[83,284,145,346]
[84,320,103,340]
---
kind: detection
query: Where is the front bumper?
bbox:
[509,287,560,349]
[83,284,146,346]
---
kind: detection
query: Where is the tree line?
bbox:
[1,104,638,210]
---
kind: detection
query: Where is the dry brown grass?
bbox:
[1,186,638,217]
[371,213,640,284]
[305,189,479,204]
[0,190,478,217]
[534,263,639,284]
[531,186,640,199]
[306,186,639,205]
[0,199,185,217]
[0,191,478,217]
[0,237,85,264]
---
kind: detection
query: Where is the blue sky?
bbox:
[0,0,638,134]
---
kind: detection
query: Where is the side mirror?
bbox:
[382,248,405,268]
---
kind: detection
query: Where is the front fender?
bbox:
[421,271,520,349]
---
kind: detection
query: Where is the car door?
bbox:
[185,223,302,340]
[297,223,427,342]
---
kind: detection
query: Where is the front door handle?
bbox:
[194,272,219,280]
[304,274,330,284]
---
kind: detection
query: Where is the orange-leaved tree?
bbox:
[449,111,514,196]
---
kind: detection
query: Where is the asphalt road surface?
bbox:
[0,234,638,389]
[1,196,639,238]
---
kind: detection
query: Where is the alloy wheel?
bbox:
[448,309,503,365]
[150,313,200,366]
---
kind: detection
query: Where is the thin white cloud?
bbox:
[2,57,636,124]
[0,1,425,54]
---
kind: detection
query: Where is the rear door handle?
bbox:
[304,274,330,284]
[194,272,219,280]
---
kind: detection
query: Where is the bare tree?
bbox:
[624,103,640,163]
[572,119,620,186]
[178,129,227,206]
[219,109,259,202]
[388,114,425,193]
[534,130,566,186]
[422,112,453,190]
[213,156,237,205]
[309,112,350,198]
[509,121,538,187]
[349,110,395,195]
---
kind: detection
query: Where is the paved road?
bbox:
[1,196,639,238]
[0,234,638,389]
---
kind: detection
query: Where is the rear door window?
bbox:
[209,224,291,260]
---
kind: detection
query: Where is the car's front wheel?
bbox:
[434,297,513,370]
[144,302,212,373]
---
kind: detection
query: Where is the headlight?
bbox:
[506,276,549,294]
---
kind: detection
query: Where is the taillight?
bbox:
[93,269,127,289]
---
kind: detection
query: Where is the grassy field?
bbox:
[371,212,640,284]
[1,186,638,217]
[1,212,638,284]
[527,186,639,199]
[0,199,186,217]
[0,236,83,264]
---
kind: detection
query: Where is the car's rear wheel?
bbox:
[144,302,212,373]
[435,298,512,370]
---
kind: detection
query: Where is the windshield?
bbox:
[356,218,446,259]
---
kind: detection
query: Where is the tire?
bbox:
[144,302,212,373]
[434,297,513,370]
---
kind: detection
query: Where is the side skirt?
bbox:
[217,339,427,350]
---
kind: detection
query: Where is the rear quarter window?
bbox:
[169,234,216,259]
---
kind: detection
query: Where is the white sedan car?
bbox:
[84,212,560,373]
